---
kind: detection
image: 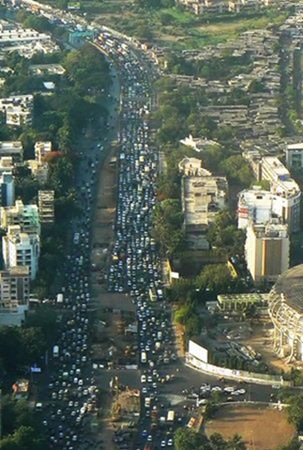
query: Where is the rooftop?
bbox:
[273,264,303,314]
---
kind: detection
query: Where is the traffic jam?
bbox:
[99,36,178,449]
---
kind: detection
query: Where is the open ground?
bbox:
[205,404,295,450]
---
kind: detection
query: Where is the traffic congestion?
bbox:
[97,35,179,450]
[32,24,178,450]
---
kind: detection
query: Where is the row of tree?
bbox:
[0,42,110,296]
[174,429,247,450]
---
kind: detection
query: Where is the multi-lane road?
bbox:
[3,1,293,448]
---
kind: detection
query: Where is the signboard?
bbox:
[188,340,208,363]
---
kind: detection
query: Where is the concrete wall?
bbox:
[186,353,292,386]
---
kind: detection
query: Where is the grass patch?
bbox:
[79,2,289,50]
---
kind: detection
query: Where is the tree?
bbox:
[195,264,234,295]
[227,434,246,450]
[0,426,47,450]
[287,395,303,430]
[174,428,212,450]
[219,155,253,187]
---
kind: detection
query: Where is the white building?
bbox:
[0,200,40,235]
[2,225,40,280]
[38,190,55,225]
[0,172,15,206]
[35,141,52,163]
[178,157,211,176]
[260,156,301,232]
[245,220,289,284]
[238,188,273,229]
[0,141,23,161]
[0,156,14,174]
[285,142,303,169]
[0,96,33,128]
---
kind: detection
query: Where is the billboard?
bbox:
[188,340,208,363]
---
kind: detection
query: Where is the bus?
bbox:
[167,410,175,423]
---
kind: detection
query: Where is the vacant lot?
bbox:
[205,405,295,450]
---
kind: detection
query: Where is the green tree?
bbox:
[195,264,234,294]
[287,395,303,430]
[174,428,212,450]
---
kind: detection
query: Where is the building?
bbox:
[245,221,289,284]
[34,141,52,163]
[238,185,301,234]
[178,157,211,176]
[38,190,55,225]
[0,266,30,306]
[285,142,303,169]
[2,225,40,280]
[181,167,228,248]
[0,96,33,128]
[27,160,48,184]
[0,200,40,235]
[0,171,15,206]
[260,157,301,232]
[0,141,23,161]
[180,135,219,152]
[268,264,303,361]
[29,64,66,76]
[238,187,273,229]
[217,292,268,310]
[0,156,14,174]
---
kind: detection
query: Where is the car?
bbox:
[161,440,166,448]
[167,439,173,447]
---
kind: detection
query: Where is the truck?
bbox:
[53,345,59,358]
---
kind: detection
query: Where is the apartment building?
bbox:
[38,190,55,225]
[260,156,301,232]
[0,200,40,236]
[0,172,15,207]
[2,225,40,280]
[178,157,211,176]
[285,142,303,169]
[27,159,48,184]
[0,156,14,174]
[181,160,228,248]
[0,266,30,306]
[0,96,33,127]
[0,141,23,161]
[35,141,52,163]
[245,221,289,284]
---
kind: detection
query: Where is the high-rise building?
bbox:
[245,220,289,284]
[2,225,40,280]
[0,171,15,206]
[285,142,303,169]
[0,200,40,235]
[0,266,30,306]
[38,190,55,225]
[34,141,52,163]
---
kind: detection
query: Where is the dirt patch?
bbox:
[205,404,295,450]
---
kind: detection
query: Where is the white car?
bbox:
[141,375,146,383]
